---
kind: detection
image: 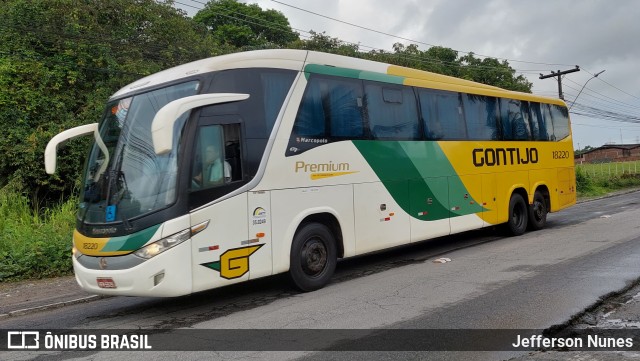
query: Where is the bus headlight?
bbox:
[134,229,190,259]
[72,245,82,259]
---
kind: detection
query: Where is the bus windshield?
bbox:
[78,81,200,224]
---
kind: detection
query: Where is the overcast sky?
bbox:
[176,0,640,148]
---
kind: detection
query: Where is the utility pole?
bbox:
[539,66,580,100]
[620,129,623,145]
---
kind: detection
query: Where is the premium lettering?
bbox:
[295,161,350,173]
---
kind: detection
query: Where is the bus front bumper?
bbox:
[72,240,193,297]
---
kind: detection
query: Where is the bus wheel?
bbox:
[528,191,547,231]
[507,193,528,236]
[289,223,337,292]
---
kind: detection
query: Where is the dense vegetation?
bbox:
[576,162,640,197]
[0,192,75,280]
[0,0,543,281]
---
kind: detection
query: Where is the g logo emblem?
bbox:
[201,244,263,279]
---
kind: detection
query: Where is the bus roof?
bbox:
[111,49,565,107]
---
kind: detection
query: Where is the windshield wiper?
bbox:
[104,142,133,231]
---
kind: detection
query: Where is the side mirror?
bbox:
[151,93,249,155]
[45,123,99,174]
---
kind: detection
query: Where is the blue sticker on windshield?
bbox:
[106,205,116,222]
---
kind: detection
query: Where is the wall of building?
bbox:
[576,146,640,164]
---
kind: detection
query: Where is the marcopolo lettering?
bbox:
[472,147,538,167]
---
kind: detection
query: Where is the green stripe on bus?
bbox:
[304,64,404,84]
[352,140,484,220]
[101,224,161,252]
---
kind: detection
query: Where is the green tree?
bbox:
[194,0,298,48]
[576,145,594,155]
[291,31,359,57]
[0,0,218,205]
[459,53,532,92]
[381,43,531,92]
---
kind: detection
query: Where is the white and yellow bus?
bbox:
[45,50,576,296]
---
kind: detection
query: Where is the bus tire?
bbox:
[507,193,528,236]
[289,223,337,292]
[528,191,547,231]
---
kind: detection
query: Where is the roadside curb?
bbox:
[576,187,640,204]
[0,295,105,319]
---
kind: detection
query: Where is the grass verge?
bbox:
[576,167,640,198]
[0,190,75,281]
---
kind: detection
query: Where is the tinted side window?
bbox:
[288,75,364,155]
[529,102,545,140]
[550,104,570,140]
[190,124,243,190]
[419,89,466,140]
[462,94,499,140]
[541,104,557,141]
[500,98,531,140]
[207,68,296,139]
[261,71,298,133]
[292,75,364,138]
[326,78,365,138]
[364,81,419,140]
[293,79,325,137]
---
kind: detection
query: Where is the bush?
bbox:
[0,189,75,281]
[575,167,594,194]
[576,168,640,198]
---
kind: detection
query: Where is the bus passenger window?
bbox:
[364,82,419,140]
[529,102,544,140]
[462,94,499,140]
[288,75,365,155]
[550,104,570,140]
[260,71,298,134]
[500,98,531,140]
[293,80,325,137]
[292,76,365,138]
[419,89,465,140]
[520,101,533,139]
[191,124,242,189]
[542,104,556,141]
[326,78,364,138]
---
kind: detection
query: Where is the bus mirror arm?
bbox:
[151,93,250,155]
[44,123,99,174]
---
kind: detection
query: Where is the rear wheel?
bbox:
[528,191,548,231]
[289,223,337,292]
[507,193,528,236]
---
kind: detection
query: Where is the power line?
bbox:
[538,66,580,100]
[0,22,198,65]
[7,0,637,131]
[583,68,640,101]
[174,1,552,77]
[570,102,640,124]
[270,0,577,67]
[563,84,640,117]
[177,0,640,129]
[170,0,640,112]
[0,50,146,77]
[266,0,640,119]
[563,78,640,111]
[271,1,439,47]
[186,1,640,127]
[176,1,570,77]
[572,122,640,130]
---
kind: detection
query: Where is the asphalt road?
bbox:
[2,190,640,360]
